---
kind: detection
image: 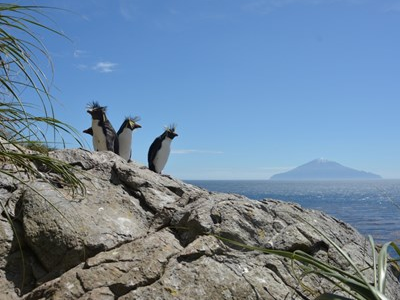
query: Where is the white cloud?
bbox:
[176,166,286,180]
[258,166,294,171]
[75,61,118,73]
[119,0,138,21]
[382,3,400,13]
[172,149,224,155]
[169,8,180,15]
[73,50,89,58]
[242,0,367,14]
[76,64,89,71]
[93,61,118,73]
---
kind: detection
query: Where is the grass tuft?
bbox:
[0,4,86,295]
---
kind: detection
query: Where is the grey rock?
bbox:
[20,169,149,275]
[0,148,397,299]
[23,229,182,300]
[0,216,14,268]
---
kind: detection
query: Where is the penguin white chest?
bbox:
[154,138,172,173]
[118,128,132,161]
[92,120,107,151]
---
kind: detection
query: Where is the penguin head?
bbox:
[165,124,178,139]
[125,116,142,131]
[86,101,107,121]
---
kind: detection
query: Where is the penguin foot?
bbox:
[161,174,173,179]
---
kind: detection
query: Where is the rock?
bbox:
[0,216,21,300]
[0,148,398,299]
[20,179,149,275]
[23,229,182,300]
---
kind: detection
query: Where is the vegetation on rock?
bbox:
[0,4,85,195]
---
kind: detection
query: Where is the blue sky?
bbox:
[14,0,400,179]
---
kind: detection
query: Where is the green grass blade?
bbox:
[369,235,377,288]
[315,293,354,300]
[377,242,390,294]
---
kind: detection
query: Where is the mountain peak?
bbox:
[313,158,329,163]
[270,159,381,180]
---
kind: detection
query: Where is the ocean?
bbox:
[185,179,400,245]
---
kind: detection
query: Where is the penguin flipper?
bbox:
[148,136,162,171]
[83,127,93,136]
[103,121,118,153]
[105,135,116,152]
[113,136,119,155]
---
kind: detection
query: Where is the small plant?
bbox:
[216,225,400,300]
[0,3,85,194]
[0,4,86,294]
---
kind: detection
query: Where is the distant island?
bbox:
[270,158,382,180]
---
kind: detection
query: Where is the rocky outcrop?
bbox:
[0,149,399,299]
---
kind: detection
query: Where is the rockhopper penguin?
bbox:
[148,124,178,174]
[84,101,119,154]
[117,116,141,162]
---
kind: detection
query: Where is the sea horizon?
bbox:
[183,178,400,181]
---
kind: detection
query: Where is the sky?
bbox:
[7,0,400,179]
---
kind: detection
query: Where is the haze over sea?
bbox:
[185,179,400,245]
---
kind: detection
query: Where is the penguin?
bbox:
[85,101,119,154]
[148,124,178,174]
[117,116,142,162]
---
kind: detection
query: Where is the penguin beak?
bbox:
[129,120,141,129]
